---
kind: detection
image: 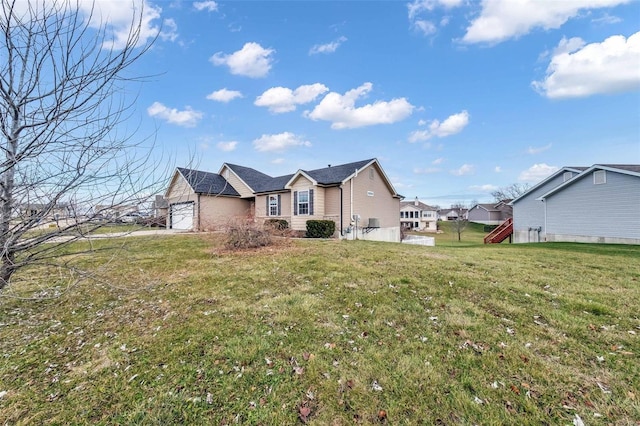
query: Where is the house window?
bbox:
[268,195,280,216]
[400,211,405,218]
[298,190,309,215]
[594,170,606,185]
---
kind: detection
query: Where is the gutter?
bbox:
[339,186,344,236]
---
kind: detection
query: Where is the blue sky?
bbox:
[95,0,639,207]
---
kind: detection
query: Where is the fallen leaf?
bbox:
[510,385,520,395]
[299,406,311,423]
[371,380,383,392]
[378,409,387,421]
[573,413,585,426]
[293,366,304,376]
[347,379,355,389]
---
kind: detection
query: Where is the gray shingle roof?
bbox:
[224,164,275,192]
[177,167,240,196]
[304,159,374,185]
[597,164,640,173]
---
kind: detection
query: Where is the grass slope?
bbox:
[0,234,638,424]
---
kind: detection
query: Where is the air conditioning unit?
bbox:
[368,218,380,228]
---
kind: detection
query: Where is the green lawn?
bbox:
[0,234,638,424]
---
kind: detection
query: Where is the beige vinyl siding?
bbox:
[220,165,254,198]
[198,195,250,230]
[290,176,326,231]
[255,193,292,226]
[351,164,399,228]
[166,173,197,203]
[325,187,340,216]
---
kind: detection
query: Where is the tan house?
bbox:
[164,159,403,242]
[400,198,438,232]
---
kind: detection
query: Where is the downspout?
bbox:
[197,193,201,231]
[542,199,547,242]
[339,186,344,236]
[350,178,354,240]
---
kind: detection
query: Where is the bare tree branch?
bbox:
[0,0,168,293]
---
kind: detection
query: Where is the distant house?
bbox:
[16,203,71,220]
[151,195,169,218]
[400,197,438,232]
[164,159,403,242]
[511,164,640,244]
[93,204,139,220]
[438,207,468,221]
[467,201,512,225]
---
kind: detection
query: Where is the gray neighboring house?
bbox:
[511,164,640,244]
[467,201,512,225]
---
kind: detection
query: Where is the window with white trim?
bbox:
[297,190,309,215]
[594,170,606,185]
[268,195,279,216]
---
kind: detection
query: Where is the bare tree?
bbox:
[450,202,467,242]
[491,183,530,203]
[0,0,164,293]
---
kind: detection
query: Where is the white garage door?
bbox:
[170,203,194,230]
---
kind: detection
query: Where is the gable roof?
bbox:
[223,163,275,193]
[509,166,587,205]
[537,164,640,200]
[400,200,437,210]
[284,158,402,199]
[176,167,240,196]
[305,159,375,185]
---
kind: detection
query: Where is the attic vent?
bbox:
[563,172,573,182]
[593,170,606,185]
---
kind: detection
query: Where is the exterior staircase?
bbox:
[484,218,513,244]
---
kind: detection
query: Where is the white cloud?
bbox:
[592,13,622,25]
[407,0,463,36]
[206,88,243,103]
[470,184,498,192]
[407,0,463,20]
[309,36,347,55]
[494,166,502,172]
[450,164,475,176]
[147,102,203,127]
[217,141,238,152]
[210,42,275,78]
[253,132,312,152]
[255,84,329,113]
[194,1,218,12]
[159,18,178,42]
[527,143,552,154]
[305,83,414,129]
[414,20,437,36]
[409,110,470,142]
[76,0,168,49]
[432,157,444,165]
[532,32,640,99]
[271,158,285,164]
[462,0,630,44]
[518,163,559,182]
